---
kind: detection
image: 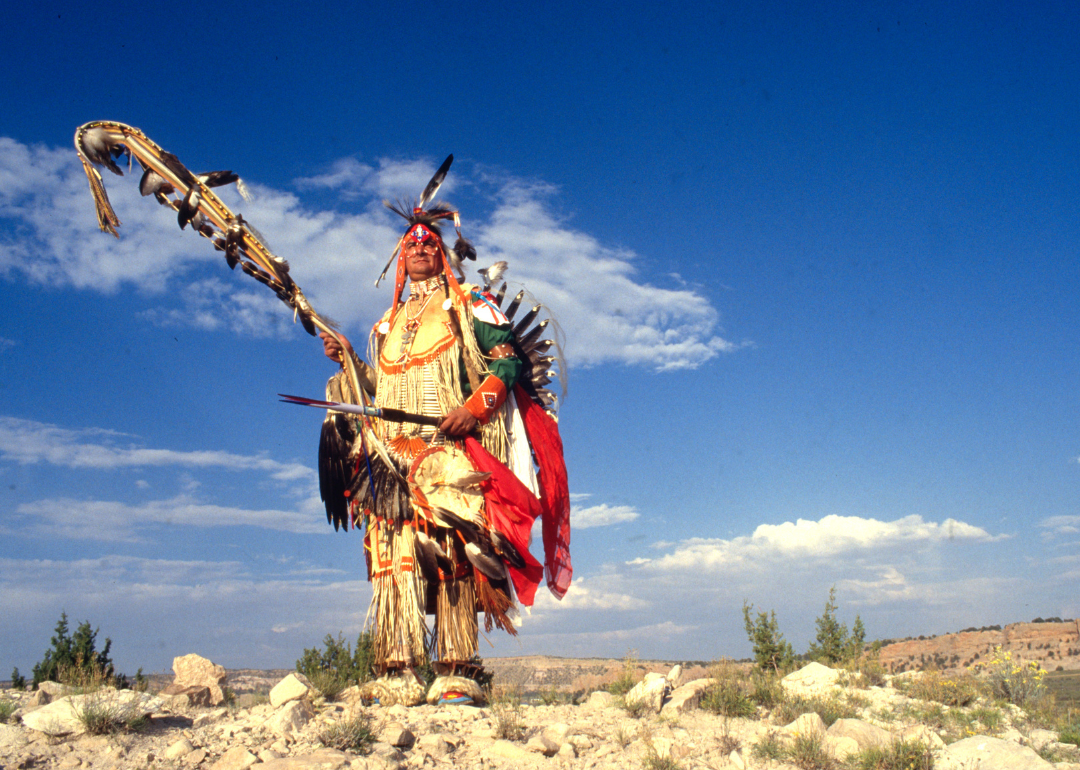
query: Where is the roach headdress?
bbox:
[373,154,476,326]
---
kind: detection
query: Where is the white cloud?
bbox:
[14,494,327,540]
[572,503,640,529]
[633,514,1001,573]
[0,416,313,481]
[0,137,741,370]
[0,336,16,351]
[1041,515,1080,536]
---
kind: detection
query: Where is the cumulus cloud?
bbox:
[0,137,741,370]
[572,503,640,529]
[0,416,313,481]
[13,494,327,541]
[632,514,1002,573]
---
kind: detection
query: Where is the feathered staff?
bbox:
[72,121,420,503]
[72,121,373,397]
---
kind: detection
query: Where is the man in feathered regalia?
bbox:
[70,125,569,706]
[317,168,571,705]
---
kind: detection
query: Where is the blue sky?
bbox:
[2,0,1079,677]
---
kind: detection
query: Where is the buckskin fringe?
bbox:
[367,520,429,668]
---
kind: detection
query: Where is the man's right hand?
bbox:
[320,332,354,364]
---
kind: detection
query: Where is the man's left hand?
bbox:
[439,407,479,437]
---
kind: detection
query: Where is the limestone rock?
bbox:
[265,699,315,737]
[20,690,161,736]
[667,664,683,688]
[210,745,258,770]
[270,673,314,708]
[526,733,559,756]
[37,681,74,698]
[661,678,715,716]
[258,750,353,770]
[898,724,946,749]
[542,721,571,746]
[625,672,668,713]
[172,654,228,706]
[27,689,50,707]
[783,711,827,739]
[165,737,195,759]
[380,721,416,748]
[782,662,841,696]
[824,734,860,760]
[583,690,615,709]
[936,736,1054,770]
[193,707,229,727]
[416,733,452,758]
[827,718,894,749]
[160,684,213,708]
[486,738,539,762]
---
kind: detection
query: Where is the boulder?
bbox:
[661,678,715,716]
[172,654,228,706]
[625,672,668,713]
[583,691,615,709]
[270,673,313,707]
[21,690,161,736]
[827,718,894,749]
[36,682,74,698]
[782,662,841,696]
[782,712,827,739]
[667,664,683,688]
[824,735,860,761]
[265,699,315,737]
[935,736,1054,770]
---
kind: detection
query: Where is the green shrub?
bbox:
[317,712,376,754]
[297,630,376,698]
[749,669,786,709]
[10,668,26,691]
[608,649,640,696]
[31,613,118,689]
[806,586,864,666]
[787,730,836,770]
[894,671,982,707]
[1059,721,1080,747]
[0,700,16,724]
[743,602,796,674]
[751,731,786,763]
[775,693,858,727]
[491,687,526,740]
[700,662,755,718]
[847,739,934,770]
[73,691,147,735]
[974,646,1046,709]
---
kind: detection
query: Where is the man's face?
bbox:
[402,225,442,281]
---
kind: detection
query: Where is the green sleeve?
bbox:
[472,317,522,393]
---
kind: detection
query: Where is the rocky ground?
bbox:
[2,661,1079,770]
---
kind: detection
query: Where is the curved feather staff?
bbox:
[72,120,406,485]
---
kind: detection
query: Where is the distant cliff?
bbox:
[878,619,1080,673]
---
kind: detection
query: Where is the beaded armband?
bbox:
[463,374,508,424]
